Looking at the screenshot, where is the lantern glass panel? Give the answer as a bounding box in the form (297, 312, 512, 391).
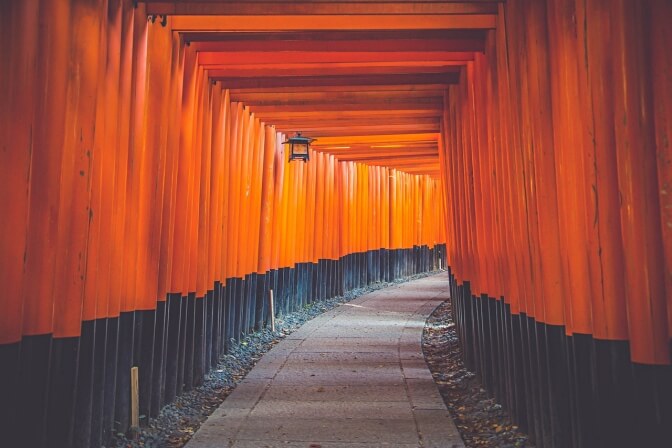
(293, 142, 309, 156)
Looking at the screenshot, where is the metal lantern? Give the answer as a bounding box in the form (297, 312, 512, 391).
(283, 132, 315, 162)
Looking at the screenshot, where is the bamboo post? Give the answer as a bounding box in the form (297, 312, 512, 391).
(131, 366, 139, 429)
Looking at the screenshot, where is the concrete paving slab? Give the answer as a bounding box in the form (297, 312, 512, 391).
(231, 441, 420, 448)
(286, 351, 400, 364)
(249, 400, 414, 419)
(269, 373, 406, 388)
(262, 384, 409, 403)
(405, 379, 446, 411)
(186, 273, 464, 448)
(415, 409, 466, 448)
(235, 417, 419, 443)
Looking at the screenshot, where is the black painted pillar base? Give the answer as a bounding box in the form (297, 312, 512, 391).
(46, 336, 78, 447)
(449, 272, 672, 448)
(114, 311, 135, 435)
(74, 321, 96, 447)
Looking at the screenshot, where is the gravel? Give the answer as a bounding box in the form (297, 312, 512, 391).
(422, 299, 534, 448)
(108, 272, 436, 448)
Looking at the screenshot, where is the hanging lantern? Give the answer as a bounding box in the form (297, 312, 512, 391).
(283, 132, 315, 162)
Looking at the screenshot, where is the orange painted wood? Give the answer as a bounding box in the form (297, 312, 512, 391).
(522, 0, 565, 326)
(209, 65, 461, 80)
(196, 71, 214, 297)
(200, 51, 474, 67)
(649, 0, 672, 339)
(189, 33, 485, 54)
(326, 155, 338, 259)
(97, 0, 123, 318)
(278, 140, 292, 267)
(146, 2, 498, 16)
(52, 0, 105, 337)
(258, 125, 277, 273)
(546, 0, 592, 335)
(19, 0, 70, 335)
(232, 90, 446, 105)
(229, 84, 449, 95)
(225, 103, 240, 276)
(80, 0, 113, 321)
(307, 150, 319, 262)
(0, 1, 34, 341)
(573, 0, 628, 340)
(611, 0, 669, 365)
(206, 86, 224, 286)
(170, 44, 196, 294)
(183, 55, 202, 295)
(0, 0, 451, 347)
(218, 90, 232, 280)
(210, 74, 458, 91)
(192, 70, 208, 294)
(269, 133, 284, 269)
(500, 1, 535, 316)
(107, 2, 136, 317)
(249, 117, 266, 272)
(170, 14, 497, 32)
(123, 5, 150, 311)
(140, 15, 174, 305)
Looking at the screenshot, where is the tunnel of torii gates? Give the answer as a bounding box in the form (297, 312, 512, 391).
(0, 0, 671, 447)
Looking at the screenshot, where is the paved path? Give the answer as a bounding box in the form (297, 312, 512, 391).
(186, 273, 465, 448)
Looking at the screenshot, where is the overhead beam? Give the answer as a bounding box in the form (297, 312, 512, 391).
(212, 73, 459, 89)
(358, 160, 440, 169)
(198, 51, 474, 65)
(334, 156, 439, 165)
(228, 84, 448, 94)
(248, 102, 442, 113)
(312, 133, 439, 145)
(170, 15, 497, 31)
(207, 65, 462, 78)
(230, 90, 446, 103)
(344, 147, 438, 154)
(267, 117, 439, 126)
(313, 144, 438, 152)
(276, 125, 440, 137)
(270, 118, 441, 135)
(148, 2, 498, 16)
(241, 95, 443, 107)
(271, 125, 440, 136)
(314, 146, 438, 154)
(256, 110, 443, 122)
(190, 36, 485, 53)
(319, 152, 439, 161)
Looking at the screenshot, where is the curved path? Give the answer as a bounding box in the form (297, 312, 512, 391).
(186, 273, 465, 448)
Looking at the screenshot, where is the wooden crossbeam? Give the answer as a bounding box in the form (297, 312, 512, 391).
(276, 126, 441, 137)
(247, 102, 442, 113)
(228, 85, 449, 96)
(212, 73, 458, 89)
(312, 133, 439, 145)
(147, 2, 498, 16)
(208, 65, 462, 78)
(190, 35, 485, 53)
(239, 95, 443, 107)
(170, 14, 497, 31)
(326, 153, 439, 162)
(256, 110, 442, 119)
(199, 51, 474, 65)
(230, 90, 446, 104)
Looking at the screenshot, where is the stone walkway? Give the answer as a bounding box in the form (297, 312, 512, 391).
(186, 273, 465, 448)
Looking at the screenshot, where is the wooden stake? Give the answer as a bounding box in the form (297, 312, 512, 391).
(131, 366, 139, 429)
(269, 289, 276, 332)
